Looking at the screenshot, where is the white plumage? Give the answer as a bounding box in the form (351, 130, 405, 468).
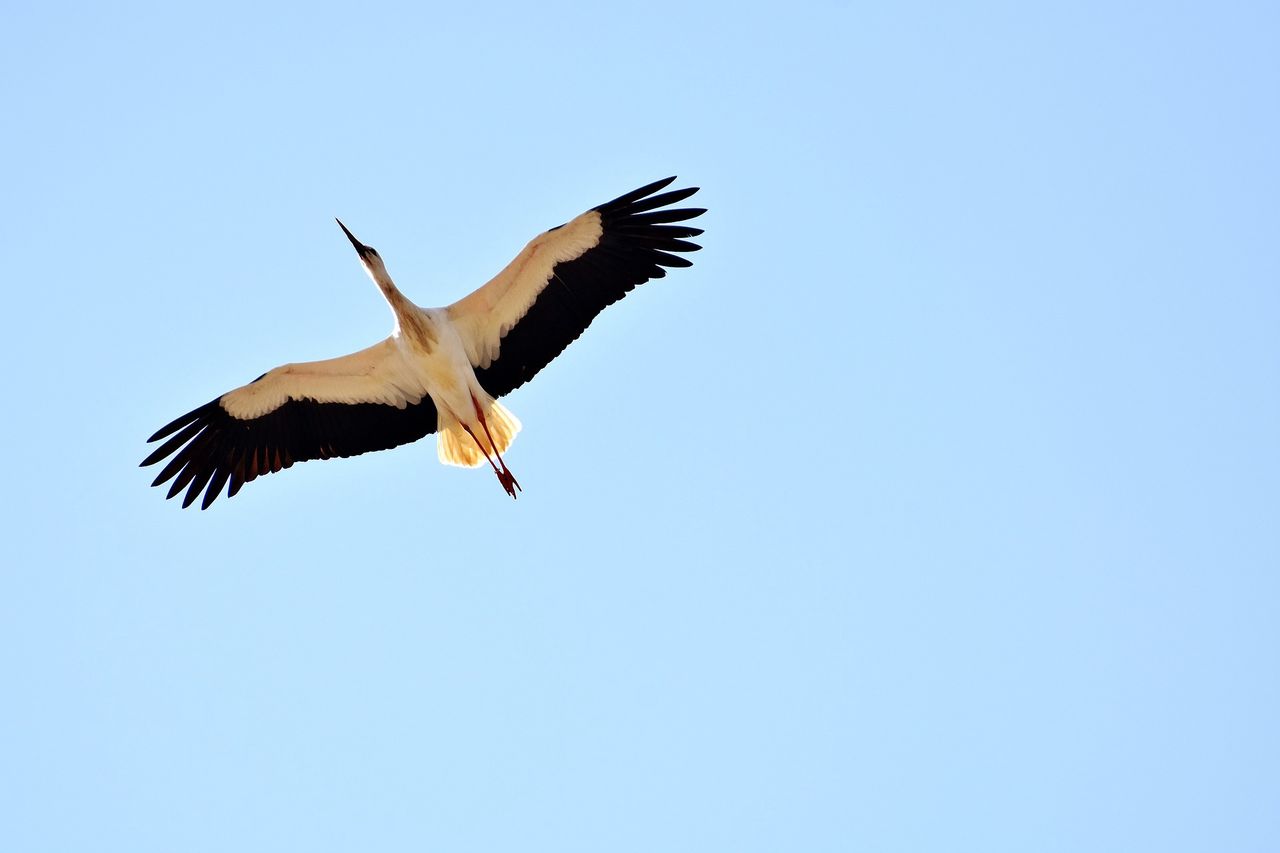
(218, 340, 429, 419)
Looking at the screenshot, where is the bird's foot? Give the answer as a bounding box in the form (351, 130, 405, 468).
(497, 467, 522, 499)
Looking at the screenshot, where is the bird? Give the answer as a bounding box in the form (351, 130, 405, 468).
(141, 177, 705, 509)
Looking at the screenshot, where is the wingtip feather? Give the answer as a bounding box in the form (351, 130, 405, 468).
(598, 176, 680, 211)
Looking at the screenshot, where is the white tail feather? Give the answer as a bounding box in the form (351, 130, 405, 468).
(437, 397, 522, 468)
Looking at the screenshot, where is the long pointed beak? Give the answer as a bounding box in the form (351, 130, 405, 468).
(335, 218, 371, 258)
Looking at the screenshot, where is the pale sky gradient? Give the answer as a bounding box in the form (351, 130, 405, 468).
(2, 2, 1278, 851)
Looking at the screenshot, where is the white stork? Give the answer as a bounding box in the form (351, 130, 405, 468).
(141, 177, 705, 509)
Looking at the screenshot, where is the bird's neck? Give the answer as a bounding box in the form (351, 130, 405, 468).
(376, 276, 411, 317)
(376, 276, 438, 350)
(381, 281, 411, 314)
(367, 266, 406, 311)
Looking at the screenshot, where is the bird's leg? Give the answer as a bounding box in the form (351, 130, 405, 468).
(461, 422, 519, 500)
(459, 423, 508, 484)
(472, 394, 522, 495)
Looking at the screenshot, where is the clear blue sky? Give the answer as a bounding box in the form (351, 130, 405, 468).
(2, 1, 1277, 850)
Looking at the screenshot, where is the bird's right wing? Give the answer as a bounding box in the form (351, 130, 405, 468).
(446, 177, 705, 398)
(141, 338, 439, 509)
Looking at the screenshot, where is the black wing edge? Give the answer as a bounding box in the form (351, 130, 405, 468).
(140, 394, 439, 510)
(474, 176, 706, 398)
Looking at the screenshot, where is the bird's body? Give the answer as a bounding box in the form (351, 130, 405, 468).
(142, 177, 705, 508)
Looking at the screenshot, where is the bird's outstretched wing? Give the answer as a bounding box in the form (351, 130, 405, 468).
(447, 177, 705, 399)
(140, 338, 439, 509)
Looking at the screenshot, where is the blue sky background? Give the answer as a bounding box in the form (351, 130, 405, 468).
(2, 1, 1278, 850)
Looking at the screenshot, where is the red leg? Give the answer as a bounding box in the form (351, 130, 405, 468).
(461, 421, 519, 499)
(472, 394, 522, 495)
(460, 424, 503, 477)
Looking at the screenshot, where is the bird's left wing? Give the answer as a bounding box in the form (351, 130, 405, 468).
(447, 177, 705, 399)
(141, 338, 439, 509)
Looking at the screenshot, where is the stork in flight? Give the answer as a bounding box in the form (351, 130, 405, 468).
(141, 177, 705, 509)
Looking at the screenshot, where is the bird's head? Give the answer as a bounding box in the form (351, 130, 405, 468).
(335, 218, 389, 279)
